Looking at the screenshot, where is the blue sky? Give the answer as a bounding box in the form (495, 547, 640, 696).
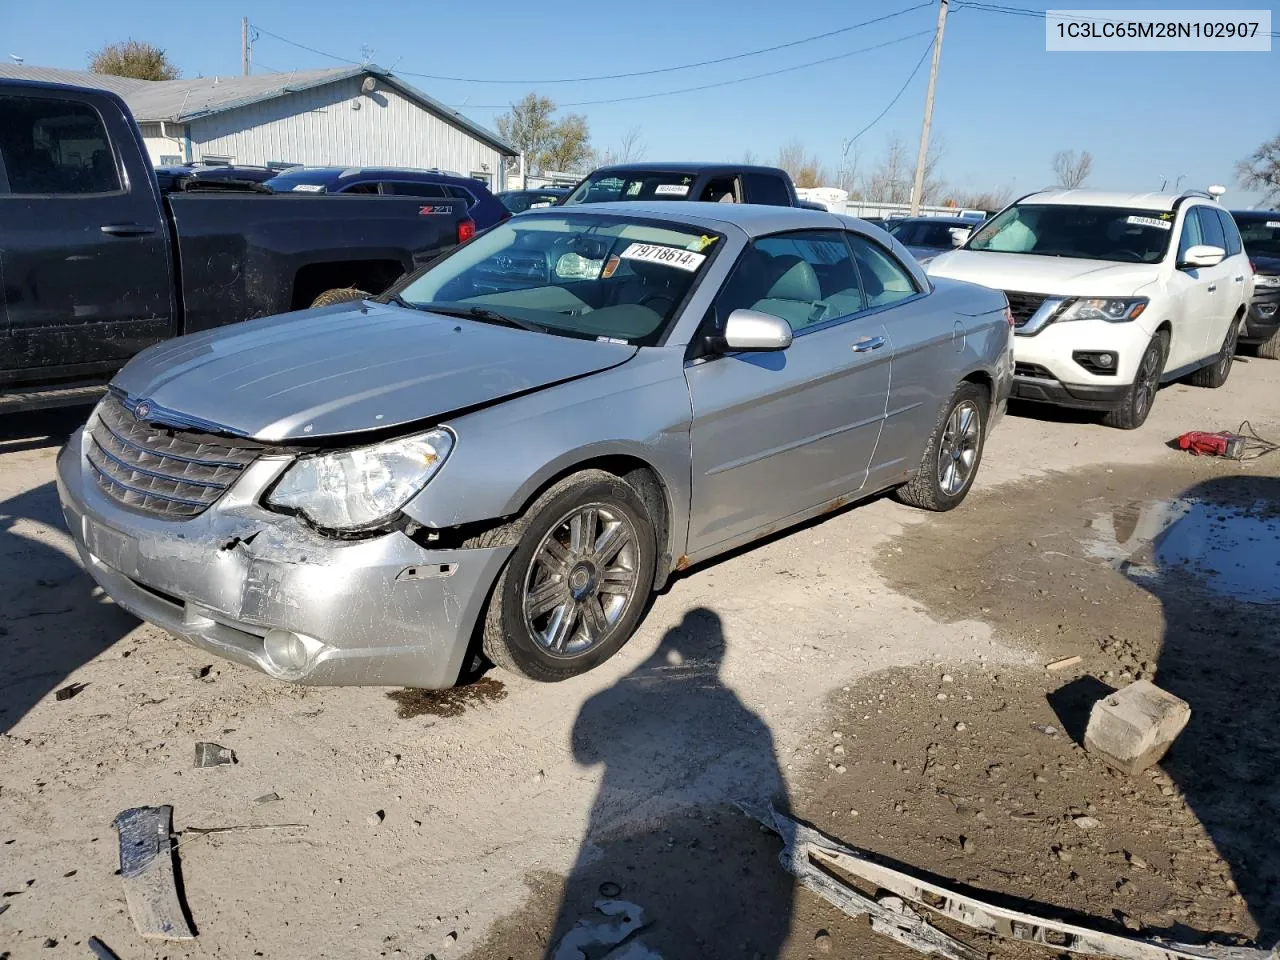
(4, 0, 1276, 205)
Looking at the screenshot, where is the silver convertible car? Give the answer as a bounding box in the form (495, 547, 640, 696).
(57, 203, 1012, 687)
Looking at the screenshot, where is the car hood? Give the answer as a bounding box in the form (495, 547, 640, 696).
(112, 302, 637, 442)
(926, 249, 1159, 296)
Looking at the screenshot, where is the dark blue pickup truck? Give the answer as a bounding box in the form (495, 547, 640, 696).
(0, 78, 475, 413)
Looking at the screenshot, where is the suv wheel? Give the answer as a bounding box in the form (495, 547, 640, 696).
(893, 382, 988, 512)
(1257, 328, 1280, 361)
(1189, 315, 1240, 388)
(481, 470, 657, 682)
(1102, 331, 1166, 430)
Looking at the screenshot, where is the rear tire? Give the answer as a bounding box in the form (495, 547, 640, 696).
(893, 382, 988, 512)
(1255, 327, 1280, 360)
(481, 470, 657, 682)
(1189, 315, 1240, 388)
(310, 287, 370, 309)
(1102, 331, 1166, 430)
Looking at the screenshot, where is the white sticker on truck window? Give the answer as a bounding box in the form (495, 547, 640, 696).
(619, 242, 706, 272)
(1267, 221, 1280, 229)
(290, 183, 325, 193)
(654, 183, 690, 196)
(1126, 215, 1172, 231)
(530, 201, 553, 208)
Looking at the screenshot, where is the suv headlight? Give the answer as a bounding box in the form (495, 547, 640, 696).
(1254, 274, 1280, 288)
(1057, 297, 1148, 323)
(266, 429, 454, 531)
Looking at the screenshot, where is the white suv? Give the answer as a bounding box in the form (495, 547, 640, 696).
(926, 190, 1252, 429)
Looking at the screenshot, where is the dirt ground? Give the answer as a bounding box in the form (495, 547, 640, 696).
(3, 361, 1279, 960)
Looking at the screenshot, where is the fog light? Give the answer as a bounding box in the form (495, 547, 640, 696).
(264, 628, 314, 673)
(1258, 303, 1278, 318)
(1072, 350, 1119, 375)
(1096, 354, 1114, 368)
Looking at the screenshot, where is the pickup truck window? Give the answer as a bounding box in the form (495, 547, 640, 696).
(564, 171, 698, 204)
(0, 95, 120, 196)
(384, 181, 448, 199)
(743, 173, 791, 207)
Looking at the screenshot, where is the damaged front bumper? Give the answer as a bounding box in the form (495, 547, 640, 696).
(56, 429, 512, 688)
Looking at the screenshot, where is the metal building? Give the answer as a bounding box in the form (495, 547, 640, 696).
(0, 64, 516, 192)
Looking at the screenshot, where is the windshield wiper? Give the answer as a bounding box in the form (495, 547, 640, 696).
(425, 304, 547, 334)
(379, 291, 413, 308)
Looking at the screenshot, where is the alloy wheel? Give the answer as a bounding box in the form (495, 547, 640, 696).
(938, 400, 982, 496)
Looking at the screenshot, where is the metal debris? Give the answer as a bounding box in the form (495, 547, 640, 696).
(551, 900, 652, 960)
(54, 682, 87, 701)
(87, 936, 123, 960)
(752, 804, 1276, 960)
(113, 806, 195, 940)
(193, 742, 235, 767)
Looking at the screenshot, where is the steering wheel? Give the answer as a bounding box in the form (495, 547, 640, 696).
(639, 293, 676, 313)
(1109, 249, 1145, 262)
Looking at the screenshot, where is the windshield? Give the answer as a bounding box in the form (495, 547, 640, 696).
(500, 191, 563, 213)
(1233, 214, 1280, 258)
(392, 214, 723, 345)
(564, 171, 701, 205)
(966, 204, 1176, 263)
(262, 170, 333, 193)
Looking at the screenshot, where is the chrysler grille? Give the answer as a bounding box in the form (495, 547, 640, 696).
(86, 396, 264, 519)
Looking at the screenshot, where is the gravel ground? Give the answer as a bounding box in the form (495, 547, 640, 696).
(2, 360, 1278, 960)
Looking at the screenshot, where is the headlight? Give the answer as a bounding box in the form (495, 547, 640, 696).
(1254, 274, 1280, 288)
(266, 429, 453, 531)
(1056, 297, 1148, 323)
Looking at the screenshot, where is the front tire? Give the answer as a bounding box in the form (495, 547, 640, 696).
(1102, 331, 1166, 430)
(1189, 315, 1240, 388)
(893, 383, 988, 512)
(481, 470, 657, 682)
(1256, 327, 1280, 361)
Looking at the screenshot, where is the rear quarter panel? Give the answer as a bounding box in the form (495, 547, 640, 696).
(167, 193, 465, 333)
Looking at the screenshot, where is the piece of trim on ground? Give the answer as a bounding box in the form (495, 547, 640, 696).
(749, 803, 1276, 960)
(113, 806, 196, 940)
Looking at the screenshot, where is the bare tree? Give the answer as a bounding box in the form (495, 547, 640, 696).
(859, 136, 944, 204)
(88, 39, 180, 80)
(1236, 133, 1280, 203)
(592, 127, 647, 167)
(496, 94, 593, 175)
(1052, 149, 1094, 189)
(742, 149, 759, 165)
(776, 139, 830, 189)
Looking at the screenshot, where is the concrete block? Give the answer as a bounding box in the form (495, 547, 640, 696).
(1084, 680, 1190, 775)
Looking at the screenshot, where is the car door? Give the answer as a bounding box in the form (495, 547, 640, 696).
(1191, 204, 1233, 354)
(1165, 206, 1213, 368)
(1212, 207, 1250, 325)
(0, 88, 174, 386)
(843, 230, 949, 491)
(684, 229, 891, 555)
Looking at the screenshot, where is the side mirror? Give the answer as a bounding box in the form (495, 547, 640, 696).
(718, 309, 794, 352)
(950, 227, 971, 247)
(1179, 244, 1226, 269)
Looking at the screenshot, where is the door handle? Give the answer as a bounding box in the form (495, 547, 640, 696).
(852, 336, 886, 353)
(1207, 284, 1217, 293)
(1235, 276, 1245, 282)
(100, 223, 157, 237)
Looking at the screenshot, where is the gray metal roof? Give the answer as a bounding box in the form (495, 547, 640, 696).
(0, 63, 516, 156)
(0, 64, 147, 96)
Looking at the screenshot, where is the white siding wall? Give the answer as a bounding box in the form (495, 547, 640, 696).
(188, 78, 505, 189)
(137, 122, 187, 166)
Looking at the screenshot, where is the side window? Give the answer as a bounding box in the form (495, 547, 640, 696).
(0, 94, 121, 196)
(742, 173, 792, 207)
(845, 232, 921, 308)
(715, 230, 864, 331)
(1196, 206, 1226, 252)
(444, 184, 477, 208)
(699, 177, 738, 203)
(1214, 208, 1243, 257)
(340, 182, 381, 195)
(385, 181, 447, 198)
(1176, 207, 1205, 261)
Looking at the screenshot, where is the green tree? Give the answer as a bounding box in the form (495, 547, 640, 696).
(88, 40, 180, 81)
(495, 94, 593, 175)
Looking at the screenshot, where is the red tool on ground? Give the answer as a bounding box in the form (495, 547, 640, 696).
(1175, 430, 1247, 458)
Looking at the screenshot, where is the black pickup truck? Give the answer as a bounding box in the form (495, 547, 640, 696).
(0, 79, 474, 412)
(559, 162, 802, 207)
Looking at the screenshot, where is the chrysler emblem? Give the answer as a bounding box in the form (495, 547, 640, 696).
(134, 401, 152, 421)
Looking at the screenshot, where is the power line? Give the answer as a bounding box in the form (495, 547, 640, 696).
(846, 38, 935, 148)
(447, 31, 935, 110)
(250, 2, 934, 85)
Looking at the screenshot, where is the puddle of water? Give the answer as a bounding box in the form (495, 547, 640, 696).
(1085, 498, 1280, 604)
(387, 676, 508, 719)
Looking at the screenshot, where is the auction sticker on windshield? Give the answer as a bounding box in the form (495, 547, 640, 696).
(1126, 215, 1173, 230)
(619, 242, 706, 272)
(654, 184, 690, 196)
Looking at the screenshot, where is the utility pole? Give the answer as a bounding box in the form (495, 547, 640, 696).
(910, 0, 948, 215)
(241, 17, 250, 76)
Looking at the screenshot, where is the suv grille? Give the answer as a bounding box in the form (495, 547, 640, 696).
(1003, 291, 1049, 328)
(86, 396, 264, 519)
